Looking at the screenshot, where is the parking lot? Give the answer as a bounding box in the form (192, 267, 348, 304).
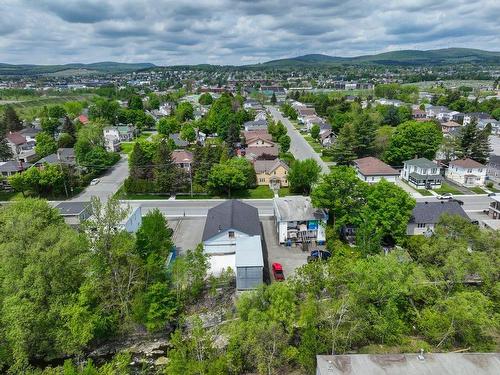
(169, 217, 206, 255)
(261, 218, 309, 280)
(169, 216, 310, 281)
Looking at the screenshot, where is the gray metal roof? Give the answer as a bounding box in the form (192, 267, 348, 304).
(316, 353, 500, 375)
(410, 201, 469, 224)
(235, 236, 263, 268)
(202, 200, 261, 241)
(274, 196, 327, 221)
(409, 172, 442, 181)
(55, 201, 91, 216)
(404, 157, 438, 169)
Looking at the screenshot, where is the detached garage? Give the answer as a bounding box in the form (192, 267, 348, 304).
(235, 236, 264, 290)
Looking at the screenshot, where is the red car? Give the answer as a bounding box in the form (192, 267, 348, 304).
(272, 262, 285, 281)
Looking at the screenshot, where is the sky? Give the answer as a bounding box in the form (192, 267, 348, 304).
(1, 0, 499, 66)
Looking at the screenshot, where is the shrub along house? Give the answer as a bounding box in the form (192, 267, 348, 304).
(202, 200, 264, 290)
(400, 158, 442, 189)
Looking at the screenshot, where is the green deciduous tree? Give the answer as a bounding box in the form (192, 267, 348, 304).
(198, 93, 214, 105)
(157, 116, 181, 136)
(311, 166, 367, 230)
(207, 162, 247, 197)
(310, 124, 320, 140)
(180, 123, 197, 143)
(35, 131, 57, 158)
(383, 120, 443, 165)
(0, 199, 90, 370)
(153, 139, 175, 193)
(175, 102, 194, 122)
(288, 158, 321, 194)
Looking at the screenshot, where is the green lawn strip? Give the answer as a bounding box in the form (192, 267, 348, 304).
(433, 182, 464, 195)
(178, 186, 275, 199)
(303, 135, 323, 153)
(487, 185, 500, 193)
(416, 189, 433, 196)
(470, 186, 487, 194)
(321, 155, 334, 162)
(120, 143, 134, 154)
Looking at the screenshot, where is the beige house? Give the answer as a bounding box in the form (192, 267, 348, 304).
(253, 159, 289, 188)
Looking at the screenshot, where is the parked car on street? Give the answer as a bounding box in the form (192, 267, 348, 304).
(437, 193, 453, 200)
(90, 178, 100, 186)
(272, 262, 285, 281)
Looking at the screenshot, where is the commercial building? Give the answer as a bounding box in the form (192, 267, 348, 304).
(202, 200, 264, 289)
(273, 196, 327, 245)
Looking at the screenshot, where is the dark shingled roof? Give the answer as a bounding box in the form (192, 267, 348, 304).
(202, 200, 261, 241)
(409, 201, 469, 224)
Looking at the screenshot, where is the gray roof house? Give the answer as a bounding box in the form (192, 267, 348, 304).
(202, 200, 263, 289)
(316, 353, 500, 375)
(407, 201, 469, 235)
(55, 201, 92, 227)
(400, 158, 442, 190)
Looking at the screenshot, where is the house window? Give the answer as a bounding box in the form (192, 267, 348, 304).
(431, 168, 436, 174)
(228, 231, 235, 239)
(417, 223, 426, 228)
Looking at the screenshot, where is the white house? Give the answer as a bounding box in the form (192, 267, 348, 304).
(400, 158, 442, 189)
(273, 196, 327, 245)
(463, 112, 491, 126)
(354, 157, 399, 183)
(202, 200, 263, 289)
(407, 201, 469, 235)
(446, 158, 486, 187)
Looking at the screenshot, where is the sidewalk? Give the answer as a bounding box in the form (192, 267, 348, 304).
(395, 179, 424, 198)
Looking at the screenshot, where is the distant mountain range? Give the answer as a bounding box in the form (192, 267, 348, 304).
(0, 62, 156, 76)
(259, 48, 500, 67)
(1, 48, 499, 76)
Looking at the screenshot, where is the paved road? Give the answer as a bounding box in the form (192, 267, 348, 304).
(70, 155, 129, 202)
(125, 194, 492, 218)
(267, 106, 330, 174)
(415, 195, 491, 212)
(137, 199, 275, 217)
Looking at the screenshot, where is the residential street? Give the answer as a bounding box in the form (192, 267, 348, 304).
(138, 198, 275, 217)
(267, 106, 330, 174)
(127, 194, 492, 218)
(70, 155, 129, 202)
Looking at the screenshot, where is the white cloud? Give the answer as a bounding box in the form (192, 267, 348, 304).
(0, 0, 497, 65)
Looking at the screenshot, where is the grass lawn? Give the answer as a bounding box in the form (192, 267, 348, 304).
(487, 185, 500, 193)
(303, 135, 323, 153)
(178, 186, 276, 199)
(321, 155, 334, 162)
(120, 142, 134, 154)
(470, 186, 487, 194)
(417, 189, 433, 196)
(433, 182, 464, 195)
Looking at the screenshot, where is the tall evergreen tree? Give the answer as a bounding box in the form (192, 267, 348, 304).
(226, 122, 241, 156)
(3, 105, 23, 132)
(456, 119, 491, 164)
(129, 142, 152, 180)
(353, 113, 376, 157)
(270, 92, 277, 104)
(153, 140, 175, 193)
(62, 116, 76, 137)
(331, 123, 357, 165)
